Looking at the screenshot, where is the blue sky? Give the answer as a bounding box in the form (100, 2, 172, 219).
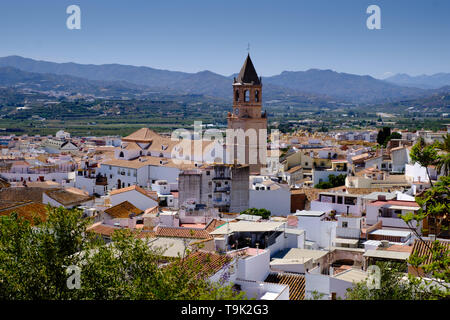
(0, 0, 449, 78)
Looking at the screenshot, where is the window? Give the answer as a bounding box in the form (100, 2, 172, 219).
(255, 90, 259, 102)
(119, 151, 124, 158)
(337, 196, 343, 204)
(342, 222, 348, 228)
(344, 197, 356, 205)
(235, 90, 239, 101)
(206, 171, 210, 176)
(244, 90, 250, 102)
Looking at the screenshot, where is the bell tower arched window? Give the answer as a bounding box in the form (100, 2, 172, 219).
(255, 90, 259, 102)
(244, 90, 250, 102)
(235, 90, 239, 102)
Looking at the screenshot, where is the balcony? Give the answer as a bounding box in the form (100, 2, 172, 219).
(214, 186, 230, 192)
(213, 176, 231, 180)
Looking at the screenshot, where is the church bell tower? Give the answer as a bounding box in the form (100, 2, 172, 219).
(227, 54, 267, 173)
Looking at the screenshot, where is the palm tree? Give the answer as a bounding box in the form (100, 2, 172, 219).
(435, 134, 450, 177)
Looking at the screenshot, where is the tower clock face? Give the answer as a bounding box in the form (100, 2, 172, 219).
(234, 108, 239, 115)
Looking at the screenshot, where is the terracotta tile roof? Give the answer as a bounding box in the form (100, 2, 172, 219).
(136, 230, 157, 238)
(183, 250, 232, 277)
(124, 142, 143, 151)
(264, 273, 305, 300)
(411, 239, 450, 265)
(86, 223, 119, 237)
(0, 201, 47, 224)
(103, 158, 154, 169)
(109, 185, 157, 202)
(45, 189, 94, 206)
(156, 226, 213, 239)
(369, 200, 420, 207)
(123, 128, 156, 143)
(103, 156, 198, 170)
(104, 201, 144, 219)
(384, 245, 413, 253)
(205, 219, 227, 233)
(286, 165, 302, 174)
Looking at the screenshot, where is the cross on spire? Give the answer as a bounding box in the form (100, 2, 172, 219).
(247, 42, 250, 53)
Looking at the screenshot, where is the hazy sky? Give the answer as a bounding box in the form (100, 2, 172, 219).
(0, 0, 449, 78)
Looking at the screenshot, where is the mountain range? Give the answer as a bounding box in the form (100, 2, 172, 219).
(0, 55, 449, 104)
(385, 73, 450, 90)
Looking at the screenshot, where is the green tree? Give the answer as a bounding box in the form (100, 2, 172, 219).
(389, 132, 402, 140)
(435, 134, 450, 176)
(401, 175, 450, 299)
(377, 127, 391, 146)
(315, 174, 346, 189)
(240, 208, 271, 220)
(0, 206, 244, 300)
(409, 137, 438, 187)
(346, 261, 431, 300)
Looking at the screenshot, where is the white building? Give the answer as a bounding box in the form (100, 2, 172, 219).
(292, 210, 337, 249)
(249, 177, 291, 216)
(366, 199, 421, 230)
(310, 192, 363, 216)
(109, 185, 158, 211)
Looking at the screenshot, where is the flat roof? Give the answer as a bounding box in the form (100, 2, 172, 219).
(333, 269, 368, 283)
(209, 221, 285, 235)
(284, 228, 305, 236)
(236, 214, 262, 221)
(145, 237, 193, 258)
(260, 291, 281, 300)
(334, 238, 359, 245)
(362, 192, 396, 201)
(388, 205, 420, 211)
(363, 249, 410, 260)
(370, 229, 411, 238)
(270, 257, 312, 265)
(294, 210, 325, 217)
(282, 248, 329, 261)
